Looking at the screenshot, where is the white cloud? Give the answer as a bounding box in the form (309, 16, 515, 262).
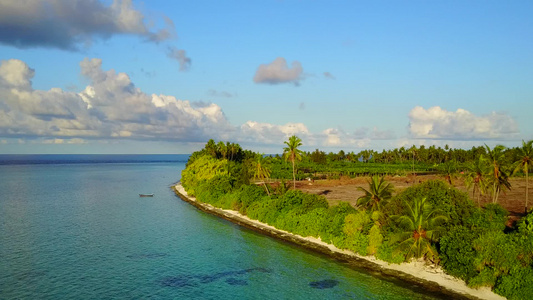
(322, 128, 343, 146)
(7, 59, 500, 153)
(408, 106, 519, 139)
(42, 139, 64, 144)
(67, 138, 87, 144)
(239, 121, 310, 145)
(0, 0, 176, 50)
(371, 127, 396, 140)
(253, 57, 304, 85)
(0, 58, 232, 142)
(0, 59, 34, 88)
(318, 128, 372, 148)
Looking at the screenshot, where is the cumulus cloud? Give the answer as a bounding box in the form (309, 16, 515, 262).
(408, 106, 519, 139)
(0, 58, 232, 142)
(323, 72, 335, 79)
(239, 121, 310, 145)
(318, 128, 373, 148)
(253, 57, 304, 85)
(371, 127, 396, 140)
(0, 0, 176, 50)
(0, 57, 406, 150)
(167, 46, 191, 71)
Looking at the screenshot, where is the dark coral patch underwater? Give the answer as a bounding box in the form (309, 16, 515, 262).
(225, 278, 248, 286)
(309, 279, 339, 289)
(159, 267, 270, 288)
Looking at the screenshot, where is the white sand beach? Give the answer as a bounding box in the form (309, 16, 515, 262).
(174, 183, 505, 300)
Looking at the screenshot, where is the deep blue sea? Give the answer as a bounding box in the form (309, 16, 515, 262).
(0, 155, 443, 299)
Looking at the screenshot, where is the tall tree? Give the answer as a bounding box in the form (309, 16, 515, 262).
(205, 139, 217, 158)
(464, 156, 489, 207)
(483, 144, 511, 204)
(283, 135, 303, 189)
(393, 197, 448, 260)
(252, 154, 271, 196)
(357, 176, 394, 212)
(513, 140, 533, 213)
(217, 141, 227, 159)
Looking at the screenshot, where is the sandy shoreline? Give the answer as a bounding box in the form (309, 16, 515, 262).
(173, 183, 505, 300)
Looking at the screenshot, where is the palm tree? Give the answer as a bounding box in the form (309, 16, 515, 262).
(513, 140, 533, 213)
(483, 144, 511, 204)
(252, 154, 271, 196)
(205, 139, 217, 158)
(217, 141, 227, 159)
(409, 145, 417, 174)
(393, 197, 448, 260)
(283, 135, 303, 189)
(464, 156, 489, 207)
(357, 176, 394, 212)
(442, 159, 457, 186)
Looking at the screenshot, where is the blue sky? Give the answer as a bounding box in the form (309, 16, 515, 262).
(0, 0, 532, 154)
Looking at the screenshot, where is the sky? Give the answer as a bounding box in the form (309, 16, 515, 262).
(0, 0, 532, 154)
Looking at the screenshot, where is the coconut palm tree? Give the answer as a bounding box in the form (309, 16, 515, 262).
(283, 135, 303, 189)
(464, 156, 489, 207)
(217, 141, 227, 159)
(357, 176, 394, 212)
(393, 197, 448, 260)
(252, 153, 271, 196)
(205, 139, 217, 158)
(513, 140, 533, 213)
(483, 144, 511, 204)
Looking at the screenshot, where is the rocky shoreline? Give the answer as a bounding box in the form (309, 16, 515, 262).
(173, 183, 505, 300)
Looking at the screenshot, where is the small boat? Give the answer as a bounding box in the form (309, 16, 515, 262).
(139, 194, 154, 197)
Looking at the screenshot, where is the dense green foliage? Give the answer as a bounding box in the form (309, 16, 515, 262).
(181, 139, 533, 299)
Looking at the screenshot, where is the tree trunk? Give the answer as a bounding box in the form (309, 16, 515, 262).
(526, 169, 529, 213)
(263, 183, 270, 196)
(292, 158, 296, 189)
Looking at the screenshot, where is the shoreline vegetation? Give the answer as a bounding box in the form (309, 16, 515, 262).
(178, 138, 533, 299)
(173, 183, 502, 300)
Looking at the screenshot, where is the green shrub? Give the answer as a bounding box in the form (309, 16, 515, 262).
(470, 231, 520, 288)
(439, 226, 478, 281)
(467, 203, 508, 232)
(294, 207, 327, 237)
(494, 265, 533, 300)
(235, 184, 266, 214)
(319, 202, 356, 243)
(384, 180, 476, 230)
(181, 155, 229, 196)
(376, 239, 406, 264)
(195, 175, 234, 205)
(344, 232, 369, 256)
(367, 225, 383, 255)
(517, 210, 533, 234)
(343, 211, 371, 237)
(246, 197, 275, 222)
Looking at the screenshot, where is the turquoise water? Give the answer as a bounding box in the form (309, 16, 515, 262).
(0, 157, 443, 299)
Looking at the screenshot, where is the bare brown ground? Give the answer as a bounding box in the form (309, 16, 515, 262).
(293, 175, 531, 222)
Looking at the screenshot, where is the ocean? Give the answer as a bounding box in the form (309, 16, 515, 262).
(0, 155, 442, 299)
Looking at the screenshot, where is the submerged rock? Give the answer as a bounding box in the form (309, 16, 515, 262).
(159, 267, 270, 288)
(225, 278, 248, 286)
(309, 279, 339, 289)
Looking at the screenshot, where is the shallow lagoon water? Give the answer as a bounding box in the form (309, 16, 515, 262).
(0, 156, 443, 299)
